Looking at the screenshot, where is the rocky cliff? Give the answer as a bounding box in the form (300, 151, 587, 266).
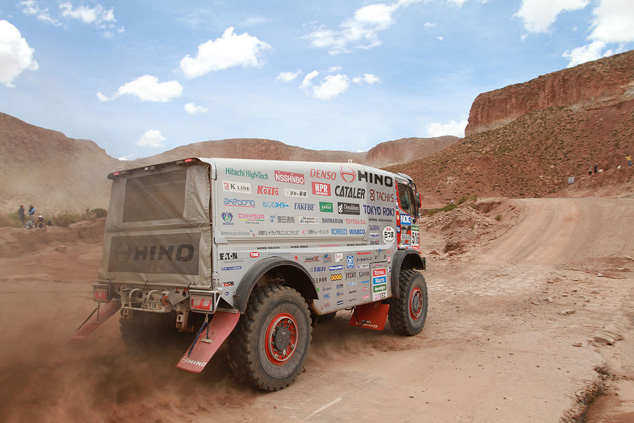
(466, 50, 634, 136)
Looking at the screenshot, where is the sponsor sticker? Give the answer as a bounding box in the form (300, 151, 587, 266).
(338, 202, 361, 215)
(320, 202, 333, 213)
(383, 226, 396, 245)
(275, 170, 305, 185)
(312, 182, 331, 196)
(223, 181, 251, 193)
(224, 198, 256, 208)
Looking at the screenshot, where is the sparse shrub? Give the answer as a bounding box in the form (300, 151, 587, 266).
(51, 212, 82, 227)
(0, 213, 22, 227)
(495, 214, 502, 222)
(457, 195, 477, 205)
(91, 208, 108, 218)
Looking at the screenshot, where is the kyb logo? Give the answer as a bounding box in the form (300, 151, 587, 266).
(312, 182, 331, 196)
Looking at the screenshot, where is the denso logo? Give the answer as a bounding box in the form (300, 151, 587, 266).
(310, 169, 337, 180)
(257, 185, 279, 195)
(275, 170, 305, 185)
(312, 182, 331, 196)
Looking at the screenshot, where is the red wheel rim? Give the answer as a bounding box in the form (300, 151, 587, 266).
(265, 312, 298, 365)
(409, 287, 423, 320)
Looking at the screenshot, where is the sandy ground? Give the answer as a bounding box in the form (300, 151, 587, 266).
(0, 197, 633, 423)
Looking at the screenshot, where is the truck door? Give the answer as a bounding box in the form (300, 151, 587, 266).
(396, 180, 417, 249)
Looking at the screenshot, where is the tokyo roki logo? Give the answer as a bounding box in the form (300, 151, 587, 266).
(340, 165, 356, 183)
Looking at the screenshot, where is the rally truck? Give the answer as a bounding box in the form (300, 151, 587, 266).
(70, 157, 428, 391)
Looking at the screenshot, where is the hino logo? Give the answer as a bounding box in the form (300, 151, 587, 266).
(179, 357, 208, 367)
(358, 171, 394, 187)
(117, 242, 194, 263)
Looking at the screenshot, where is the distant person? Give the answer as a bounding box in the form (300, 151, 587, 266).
(588, 166, 592, 176)
(627, 154, 632, 167)
(27, 205, 35, 219)
(594, 164, 598, 174)
(17, 205, 25, 226)
(36, 215, 45, 229)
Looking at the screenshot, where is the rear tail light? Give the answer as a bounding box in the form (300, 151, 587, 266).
(189, 290, 217, 313)
(93, 284, 111, 302)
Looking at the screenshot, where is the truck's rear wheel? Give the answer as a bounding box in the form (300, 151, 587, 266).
(228, 285, 312, 391)
(388, 269, 428, 336)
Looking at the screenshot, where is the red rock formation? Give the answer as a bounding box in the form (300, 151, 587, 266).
(466, 50, 634, 136)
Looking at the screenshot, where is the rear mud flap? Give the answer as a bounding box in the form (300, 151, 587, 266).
(69, 301, 122, 344)
(176, 311, 240, 373)
(349, 302, 390, 331)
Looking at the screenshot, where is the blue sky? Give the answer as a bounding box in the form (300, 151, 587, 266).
(1, 0, 633, 160)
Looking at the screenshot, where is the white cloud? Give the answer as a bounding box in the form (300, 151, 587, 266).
(589, 0, 634, 44)
(427, 120, 467, 137)
(352, 73, 380, 85)
(59, 2, 116, 26)
(180, 27, 272, 79)
(312, 74, 350, 100)
(301, 70, 319, 89)
(562, 41, 612, 67)
(100, 75, 183, 102)
(0, 20, 39, 87)
(118, 154, 136, 161)
(304, 0, 418, 55)
(562, 0, 634, 67)
(20, 1, 61, 25)
(137, 130, 166, 148)
(21, 1, 123, 33)
(515, 0, 589, 33)
(184, 102, 208, 114)
(276, 70, 302, 82)
(424, 22, 436, 29)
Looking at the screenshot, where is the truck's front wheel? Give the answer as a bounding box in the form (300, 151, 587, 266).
(388, 269, 428, 336)
(228, 285, 312, 391)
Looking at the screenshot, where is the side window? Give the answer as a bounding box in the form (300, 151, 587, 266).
(397, 182, 415, 217)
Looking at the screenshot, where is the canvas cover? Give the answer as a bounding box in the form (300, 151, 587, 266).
(98, 162, 213, 288)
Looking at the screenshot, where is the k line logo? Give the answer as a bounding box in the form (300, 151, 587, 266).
(223, 181, 251, 193)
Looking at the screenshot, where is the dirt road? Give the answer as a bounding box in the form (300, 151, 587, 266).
(0, 197, 632, 423)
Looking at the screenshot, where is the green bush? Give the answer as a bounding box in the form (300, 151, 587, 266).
(51, 212, 82, 227)
(90, 208, 108, 218)
(0, 213, 22, 227)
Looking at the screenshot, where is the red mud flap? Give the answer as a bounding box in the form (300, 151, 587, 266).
(176, 311, 240, 373)
(69, 301, 122, 344)
(349, 302, 390, 331)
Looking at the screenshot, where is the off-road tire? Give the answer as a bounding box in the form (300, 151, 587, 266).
(228, 285, 312, 391)
(388, 269, 428, 336)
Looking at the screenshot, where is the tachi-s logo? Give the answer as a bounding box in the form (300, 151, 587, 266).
(340, 165, 356, 183)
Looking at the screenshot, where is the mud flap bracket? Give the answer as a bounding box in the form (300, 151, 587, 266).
(69, 300, 122, 344)
(176, 310, 240, 373)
